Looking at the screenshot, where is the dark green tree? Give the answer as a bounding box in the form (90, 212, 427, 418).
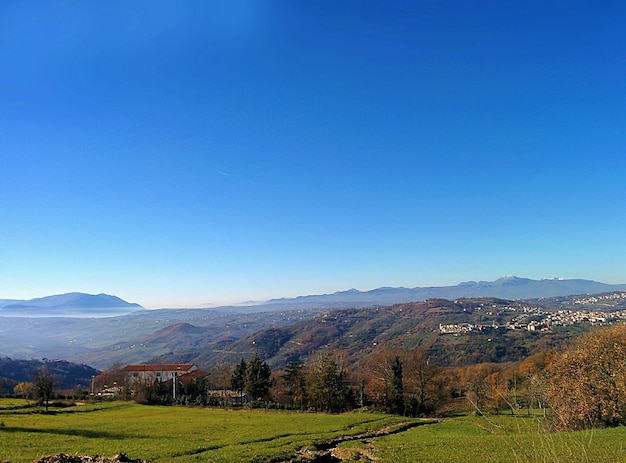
(307, 353, 352, 413)
(231, 358, 247, 402)
(245, 353, 272, 401)
(390, 355, 404, 415)
(283, 361, 307, 409)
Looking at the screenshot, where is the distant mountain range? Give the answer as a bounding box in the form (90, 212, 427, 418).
(0, 292, 143, 317)
(2, 277, 625, 317)
(245, 276, 626, 312)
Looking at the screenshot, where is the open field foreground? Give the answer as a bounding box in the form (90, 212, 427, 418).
(2, 401, 626, 463)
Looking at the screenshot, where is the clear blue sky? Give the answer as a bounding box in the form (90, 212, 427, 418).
(1, 1, 625, 308)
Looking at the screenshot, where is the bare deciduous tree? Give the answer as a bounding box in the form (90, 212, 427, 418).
(33, 368, 55, 411)
(364, 350, 400, 412)
(403, 349, 445, 416)
(461, 363, 501, 415)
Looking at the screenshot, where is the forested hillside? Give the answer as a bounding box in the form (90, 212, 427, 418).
(150, 295, 616, 369)
(0, 358, 100, 392)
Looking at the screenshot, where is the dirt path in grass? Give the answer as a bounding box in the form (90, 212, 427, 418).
(29, 453, 144, 463)
(280, 419, 439, 462)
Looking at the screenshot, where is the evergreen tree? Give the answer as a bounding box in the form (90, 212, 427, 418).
(283, 361, 307, 408)
(307, 353, 352, 413)
(231, 358, 247, 401)
(244, 353, 272, 401)
(390, 355, 404, 415)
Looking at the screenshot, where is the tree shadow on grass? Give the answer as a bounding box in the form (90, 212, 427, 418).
(0, 425, 143, 440)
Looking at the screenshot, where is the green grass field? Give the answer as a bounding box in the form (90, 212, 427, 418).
(0, 399, 34, 409)
(0, 401, 410, 462)
(2, 401, 626, 463)
(374, 414, 626, 463)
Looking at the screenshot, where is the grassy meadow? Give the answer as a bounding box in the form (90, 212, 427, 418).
(0, 400, 410, 462)
(373, 414, 626, 463)
(2, 400, 626, 462)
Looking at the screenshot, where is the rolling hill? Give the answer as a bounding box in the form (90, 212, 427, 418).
(0, 307, 327, 370)
(0, 358, 100, 392)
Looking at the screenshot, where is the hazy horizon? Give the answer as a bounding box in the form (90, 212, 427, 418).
(2, 2, 625, 309)
(3, 274, 626, 310)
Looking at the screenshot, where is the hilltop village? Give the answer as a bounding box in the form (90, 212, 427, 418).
(440, 292, 626, 335)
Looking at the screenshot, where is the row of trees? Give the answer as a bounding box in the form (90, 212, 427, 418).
(228, 353, 353, 413)
(231, 353, 272, 402)
(8, 349, 540, 416)
(278, 354, 353, 413)
(81, 348, 555, 416)
(229, 349, 446, 415)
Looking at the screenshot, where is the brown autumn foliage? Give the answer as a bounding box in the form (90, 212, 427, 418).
(363, 348, 445, 416)
(458, 363, 502, 414)
(403, 349, 446, 415)
(543, 323, 626, 431)
(363, 350, 399, 410)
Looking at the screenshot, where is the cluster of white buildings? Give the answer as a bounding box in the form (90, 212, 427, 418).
(572, 292, 626, 305)
(439, 295, 626, 335)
